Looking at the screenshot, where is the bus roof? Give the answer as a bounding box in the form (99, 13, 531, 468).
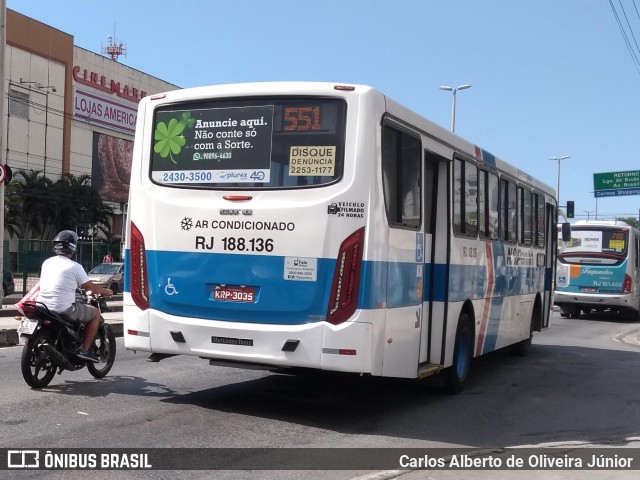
(569, 220, 640, 235)
(144, 81, 556, 199)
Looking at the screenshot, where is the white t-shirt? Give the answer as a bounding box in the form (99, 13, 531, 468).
(37, 255, 90, 312)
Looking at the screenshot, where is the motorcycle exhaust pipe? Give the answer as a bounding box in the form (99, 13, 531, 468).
(44, 345, 76, 370)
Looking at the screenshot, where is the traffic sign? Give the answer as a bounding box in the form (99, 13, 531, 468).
(593, 170, 640, 198)
(0, 164, 6, 184)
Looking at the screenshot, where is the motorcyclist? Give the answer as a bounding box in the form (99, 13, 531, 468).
(36, 230, 113, 362)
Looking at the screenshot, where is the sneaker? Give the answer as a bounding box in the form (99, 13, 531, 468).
(76, 349, 100, 363)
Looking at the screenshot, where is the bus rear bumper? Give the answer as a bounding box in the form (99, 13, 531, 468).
(554, 290, 637, 312)
(124, 306, 374, 374)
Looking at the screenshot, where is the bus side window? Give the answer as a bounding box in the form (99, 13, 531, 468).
(382, 125, 421, 228)
(422, 152, 438, 234)
(465, 164, 478, 236)
(488, 172, 499, 240)
(519, 187, 532, 246)
(479, 169, 499, 241)
(534, 193, 545, 247)
(453, 159, 478, 237)
(501, 178, 517, 243)
(453, 159, 463, 235)
(479, 170, 487, 238)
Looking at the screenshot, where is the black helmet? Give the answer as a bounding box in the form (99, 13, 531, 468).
(53, 230, 79, 255)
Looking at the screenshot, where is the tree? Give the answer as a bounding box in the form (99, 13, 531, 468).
(54, 173, 113, 239)
(14, 170, 55, 241)
(4, 179, 23, 239)
(616, 217, 639, 229)
(6, 169, 113, 242)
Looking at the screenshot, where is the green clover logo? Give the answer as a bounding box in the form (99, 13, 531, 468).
(180, 112, 195, 129)
(154, 118, 186, 164)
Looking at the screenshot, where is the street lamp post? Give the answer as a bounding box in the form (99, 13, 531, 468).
(548, 155, 570, 205)
(439, 84, 471, 132)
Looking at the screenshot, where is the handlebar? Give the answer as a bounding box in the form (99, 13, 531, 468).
(77, 289, 113, 300)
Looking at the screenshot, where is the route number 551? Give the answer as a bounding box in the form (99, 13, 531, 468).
(284, 107, 321, 131)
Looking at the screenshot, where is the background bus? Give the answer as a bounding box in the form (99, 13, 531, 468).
(124, 82, 558, 393)
(555, 220, 640, 320)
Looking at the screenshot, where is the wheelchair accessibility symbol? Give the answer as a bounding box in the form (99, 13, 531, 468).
(165, 278, 179, 296)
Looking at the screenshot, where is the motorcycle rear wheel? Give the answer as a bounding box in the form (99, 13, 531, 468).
(21, 329, 57, 388)
(87, 323, 116, 378)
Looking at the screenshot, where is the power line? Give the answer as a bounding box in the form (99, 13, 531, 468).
(634, 0, 640, 21)
(609, 0, 640, 75)
(4, 90, 134, 180)
(618, 0, 640, 55)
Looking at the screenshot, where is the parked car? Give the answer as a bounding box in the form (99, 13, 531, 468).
(3, 269, 14, 296)
(87, 262, 124, 294)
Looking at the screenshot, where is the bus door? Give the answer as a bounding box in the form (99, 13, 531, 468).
(541, 202, 556, 328)
(420, 151, 448, 366)
(380, 125, 423, 378)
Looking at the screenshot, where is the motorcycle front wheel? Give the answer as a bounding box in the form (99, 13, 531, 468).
(21, 329, 57, 388)
(87, 323, 116, 378)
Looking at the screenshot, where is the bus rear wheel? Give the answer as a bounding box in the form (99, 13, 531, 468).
(560, 306, 580, 318)
(620, 309, 640, 322)
(512, 301, 540, 357)
(444, 313, 473, 395)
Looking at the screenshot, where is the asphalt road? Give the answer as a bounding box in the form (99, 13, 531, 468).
(1, 310, 639, 480)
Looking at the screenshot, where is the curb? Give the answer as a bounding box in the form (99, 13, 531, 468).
(0, 328, 19, 346)
(0, 307, 122, 318)
(109, 322, 123, 338)
(0, 296, 125, 348)
(0, 320, 124, 348)
(0, 296, 124, 317)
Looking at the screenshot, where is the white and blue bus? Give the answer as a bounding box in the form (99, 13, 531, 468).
(555, 220, 640, 320)
(124, 82, 558, 392)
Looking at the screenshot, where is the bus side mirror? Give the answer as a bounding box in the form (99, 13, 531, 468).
(561, 222, 571, 242)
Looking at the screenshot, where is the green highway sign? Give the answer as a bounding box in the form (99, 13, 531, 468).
(593, 170, 640, 198)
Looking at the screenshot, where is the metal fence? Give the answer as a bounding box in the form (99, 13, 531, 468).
(3, 239, 118, 299)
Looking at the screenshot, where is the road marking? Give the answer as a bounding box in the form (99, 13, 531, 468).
(613, 327, 640, 348)
(349, 470, 410, 480)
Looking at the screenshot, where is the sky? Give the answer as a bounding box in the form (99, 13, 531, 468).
(7, 0, 640, 221)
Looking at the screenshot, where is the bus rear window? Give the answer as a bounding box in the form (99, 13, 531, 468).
(150, 97, 346, 189)
(563, 228, 629, 256)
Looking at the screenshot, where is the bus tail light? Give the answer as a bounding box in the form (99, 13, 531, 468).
(130, 222, 150, 310)
(623, 274, 632, 294)
(326, 227, 365, 325)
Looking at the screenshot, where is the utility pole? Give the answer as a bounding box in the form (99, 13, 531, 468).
(0, 0, 7, 304)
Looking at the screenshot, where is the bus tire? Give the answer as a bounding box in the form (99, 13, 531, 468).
(621, 309, 639, 322)
(512, 300, 540, 357)
(444, 313, 473, 395)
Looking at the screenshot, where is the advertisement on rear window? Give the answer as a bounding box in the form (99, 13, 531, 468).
(566, 231, 602, 252)
(564, 229, 628, 255)
(151, 105, 274, 184)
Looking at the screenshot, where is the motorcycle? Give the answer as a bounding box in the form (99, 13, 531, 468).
(77, 288, 111, 311)
(17, 292, 117, 388)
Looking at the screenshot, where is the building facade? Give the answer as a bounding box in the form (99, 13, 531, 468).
(3, 9, 179, 260)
